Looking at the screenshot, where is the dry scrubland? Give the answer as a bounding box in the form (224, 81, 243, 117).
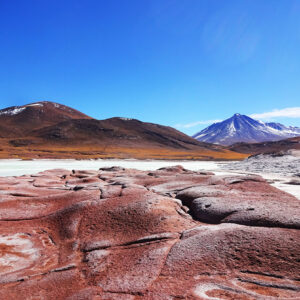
(0, 141, 248, 160)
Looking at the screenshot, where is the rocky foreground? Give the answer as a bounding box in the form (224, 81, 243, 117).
(0, 166, 299, 299)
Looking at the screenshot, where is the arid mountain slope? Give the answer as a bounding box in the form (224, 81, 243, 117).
(0, 101, 91, 137)
(0, 101, 246, 160)
(229, 136, 300, 155)
(32, 117, 224, 150)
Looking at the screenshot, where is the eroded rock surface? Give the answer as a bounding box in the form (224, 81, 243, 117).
(0, 166, 299, 299)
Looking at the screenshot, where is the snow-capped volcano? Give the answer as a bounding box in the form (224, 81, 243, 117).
(193, 113, 300, 146)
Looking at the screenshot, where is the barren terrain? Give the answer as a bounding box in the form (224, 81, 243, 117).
(0, 166, 299, 299)
(0, 101, 247, 161)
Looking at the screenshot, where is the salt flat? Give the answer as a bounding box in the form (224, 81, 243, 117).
(0, 158, 299, 199)
(0, 159, 224, 177)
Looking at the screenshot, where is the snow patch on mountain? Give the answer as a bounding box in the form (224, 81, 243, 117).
(0, 102, 69, 117)
(119, 117, 133, 121)
(0, 102, 46, 116)
(0, 107, 26, 116)
(26, 103, 44, 107)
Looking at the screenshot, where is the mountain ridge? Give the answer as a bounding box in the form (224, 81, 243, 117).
(0, 101, 92, 137)
(0, 101, 246, 160)
(229, 136, 300, 155)
(193, 113, 300, 146)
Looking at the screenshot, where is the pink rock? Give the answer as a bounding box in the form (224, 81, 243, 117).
(0, 167, 299, 299)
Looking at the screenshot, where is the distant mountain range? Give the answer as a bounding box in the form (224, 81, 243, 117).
(229, 136, 300, 155)
(193, 113, 300, 146)
(0, 101, 245, 160)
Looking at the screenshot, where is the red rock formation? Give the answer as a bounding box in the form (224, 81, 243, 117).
(0, 166, 299, 299)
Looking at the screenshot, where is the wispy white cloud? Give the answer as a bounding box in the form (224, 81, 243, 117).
(175, 119, 222, 129)
(250, 107, 300, 119)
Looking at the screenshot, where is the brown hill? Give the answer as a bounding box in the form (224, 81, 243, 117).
(229, 136, 300, 155)
(0, 101, 247, 160)
(32, 117, 224, 150)
(0, 101, 91, 137)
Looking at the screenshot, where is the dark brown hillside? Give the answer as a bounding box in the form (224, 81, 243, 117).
(229, 136, 300, 155)
(32, 117, 225, 151)
(0, 101, 91, 137)
(0, 101, 247, 160)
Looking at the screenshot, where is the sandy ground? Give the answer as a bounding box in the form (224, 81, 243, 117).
(0, 157, 299, 199)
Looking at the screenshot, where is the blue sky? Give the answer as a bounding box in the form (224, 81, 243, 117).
(0, 0, 300, 135)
